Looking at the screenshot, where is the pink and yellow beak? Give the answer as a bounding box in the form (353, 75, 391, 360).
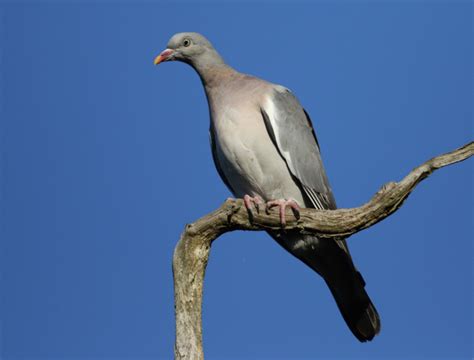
(154, 49, 174, 65)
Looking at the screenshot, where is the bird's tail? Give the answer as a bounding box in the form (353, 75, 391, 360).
(271, 232, 381, 342)
(321, 256, 381, 342)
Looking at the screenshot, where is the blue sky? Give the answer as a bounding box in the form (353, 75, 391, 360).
(1, 1, 472, 359)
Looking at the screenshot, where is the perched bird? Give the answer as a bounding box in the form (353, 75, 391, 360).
(154, 32, 380, 342)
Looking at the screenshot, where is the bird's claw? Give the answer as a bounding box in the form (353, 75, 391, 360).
(244, 194, 264, 214)
(266, 198, 300, 226)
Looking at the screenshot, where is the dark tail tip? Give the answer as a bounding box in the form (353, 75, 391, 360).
(353, 302, 381, 342)
(325, 271, 381, 342)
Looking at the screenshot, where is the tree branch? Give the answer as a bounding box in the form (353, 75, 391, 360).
(172, 141, 473, 360)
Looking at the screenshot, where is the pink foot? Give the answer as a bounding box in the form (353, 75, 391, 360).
(244, 194, 264, 214)
(266, 198, 301, 226)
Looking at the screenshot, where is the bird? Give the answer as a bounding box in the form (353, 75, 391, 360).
(154, 32, 381, 342)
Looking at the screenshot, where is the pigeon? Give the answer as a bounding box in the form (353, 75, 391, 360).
(154, 32, 381, 342)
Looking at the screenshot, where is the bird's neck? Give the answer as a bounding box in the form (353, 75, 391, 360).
(190, 49, 237, 89)
(196, 64, 237, 90)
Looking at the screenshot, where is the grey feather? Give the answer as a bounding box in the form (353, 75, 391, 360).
(209, 124, 235, 194)
(261, 87, 336, 210)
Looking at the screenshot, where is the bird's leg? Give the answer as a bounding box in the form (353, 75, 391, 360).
(243, 194, 264, 214)
(266, 198, 301, 226)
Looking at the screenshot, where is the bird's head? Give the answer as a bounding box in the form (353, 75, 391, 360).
(154, 32, 224, 68)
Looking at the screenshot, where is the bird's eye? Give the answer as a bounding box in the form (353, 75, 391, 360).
(183, 39, 191, 47)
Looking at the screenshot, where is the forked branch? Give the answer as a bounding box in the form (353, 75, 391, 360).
(172, 141, 473, 360)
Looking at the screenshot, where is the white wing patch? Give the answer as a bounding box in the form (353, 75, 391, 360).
(264, 94, 293, 168)
(273, 84, 290, 93)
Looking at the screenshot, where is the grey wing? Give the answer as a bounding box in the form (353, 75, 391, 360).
(261, 87, 336, 210)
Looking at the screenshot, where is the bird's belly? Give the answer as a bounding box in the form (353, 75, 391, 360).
(213, 112, 305, 204)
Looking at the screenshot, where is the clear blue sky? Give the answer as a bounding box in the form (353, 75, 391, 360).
(1, 1, 472, 359)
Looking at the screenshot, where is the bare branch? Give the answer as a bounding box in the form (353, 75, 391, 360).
(172, 141, 473, 360)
